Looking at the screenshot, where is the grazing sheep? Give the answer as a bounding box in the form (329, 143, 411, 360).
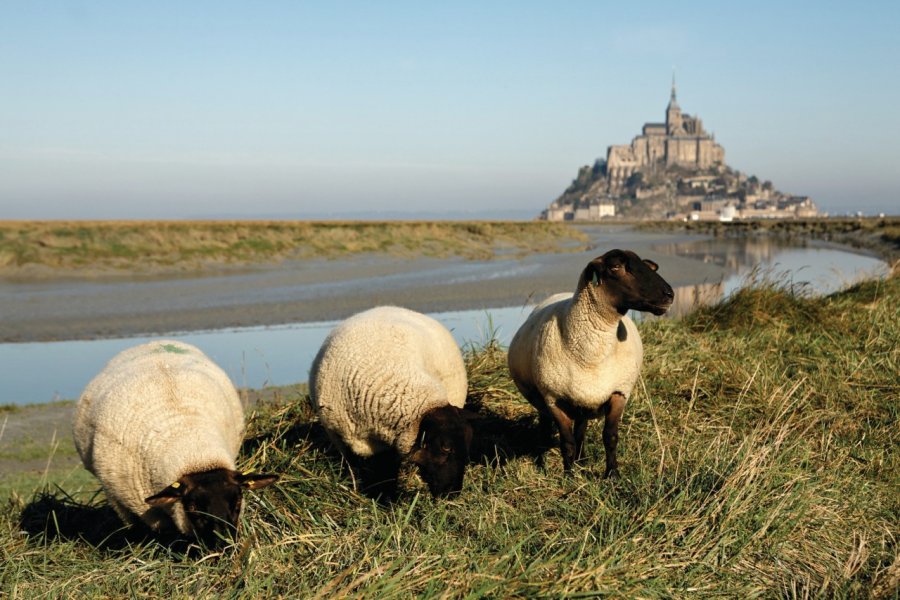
(73, 340, 277, 546)
(507, 249, 674, 476)
(310, 306, 473, 498)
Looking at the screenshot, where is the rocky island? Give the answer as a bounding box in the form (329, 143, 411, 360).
(542, 80, 819, 221)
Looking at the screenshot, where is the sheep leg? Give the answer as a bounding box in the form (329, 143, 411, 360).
(602, 393, 626, 478)
(516, 383, 555, 446)
(547, 402, 578, 471)
(516, 384, 556, 467)
(538, 409, 555, 446)
(573, 417, 588, 463)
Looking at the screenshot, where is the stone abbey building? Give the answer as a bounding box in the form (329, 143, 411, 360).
(606, 81, 725, 192)
(541, 81, 817, 221)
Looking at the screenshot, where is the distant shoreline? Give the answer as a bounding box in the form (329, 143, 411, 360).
(0, 220, 587, 279)
(0, 225, 729, 343)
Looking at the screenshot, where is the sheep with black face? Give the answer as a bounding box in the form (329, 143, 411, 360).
(507, 249, 674, 476)
(310, 306, 473, 499)
(73, 340, 278, 547)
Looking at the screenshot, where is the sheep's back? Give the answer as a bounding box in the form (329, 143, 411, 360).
(310, 307, 466, 456)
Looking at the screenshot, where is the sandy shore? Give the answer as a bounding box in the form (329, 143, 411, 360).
(0, 226, 728, 343)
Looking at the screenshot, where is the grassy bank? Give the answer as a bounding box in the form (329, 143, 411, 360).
(636, 216, 900, 263)
(0, 220, 588, 275)
(2, 274, 898, 597)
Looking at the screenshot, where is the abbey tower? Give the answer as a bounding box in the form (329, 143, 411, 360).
(605, 79, 725, 192)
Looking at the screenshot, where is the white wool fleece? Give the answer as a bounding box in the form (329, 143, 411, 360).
(73, 340, 244, 535)
(310, 306, 467, 457)
(508, 291, 643, 415)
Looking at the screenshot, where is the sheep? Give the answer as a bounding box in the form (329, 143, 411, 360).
(507, 249, 674, 476)
(309, 306, 473, 499)
(73, 340, 278, 546)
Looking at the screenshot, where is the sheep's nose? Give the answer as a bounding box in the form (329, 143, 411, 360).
(664, 286, 674, 300)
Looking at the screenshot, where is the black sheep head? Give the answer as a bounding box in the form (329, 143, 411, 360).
(410, 406, 474, 497)
(145, 468, 278, 547)
(579, 249, 674, 316)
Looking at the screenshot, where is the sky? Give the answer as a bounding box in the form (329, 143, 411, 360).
(1, 1, 898, 219)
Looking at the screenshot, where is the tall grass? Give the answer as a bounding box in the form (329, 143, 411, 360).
(1, 275, 897, 597)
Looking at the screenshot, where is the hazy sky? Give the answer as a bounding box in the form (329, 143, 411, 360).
(1, 1, 898, 219)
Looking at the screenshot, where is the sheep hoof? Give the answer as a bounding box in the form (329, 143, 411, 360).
(604, 468, 620, 480)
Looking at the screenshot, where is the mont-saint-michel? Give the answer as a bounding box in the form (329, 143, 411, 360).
(542, 82, 818, 221)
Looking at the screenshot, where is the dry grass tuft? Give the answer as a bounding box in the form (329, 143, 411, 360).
(685, 268, 827, 333)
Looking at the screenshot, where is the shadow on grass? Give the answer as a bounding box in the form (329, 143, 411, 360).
(242, 418, 402, 503)
(19, 490, 200, 555)
(271, 403, 551, 469)
(241, 396, 549, 501)
(242, 419, 338, 460)
(19, 491, 151, 550)
(264, 422, 405, 504)
(466, 409, 549, 467)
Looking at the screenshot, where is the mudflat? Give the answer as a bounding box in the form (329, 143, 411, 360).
(0, 225, 727, 343)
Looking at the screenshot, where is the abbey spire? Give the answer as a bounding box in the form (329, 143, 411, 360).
(604, 80, 724, 192)
(666, 73, 683, 135)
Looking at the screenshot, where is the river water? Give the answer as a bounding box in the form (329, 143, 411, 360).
(0, 236, 888, 406)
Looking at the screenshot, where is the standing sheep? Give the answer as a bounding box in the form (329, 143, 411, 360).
(310, 306, 473, 499)
(73, 340, 278, 546)
(507, 249, 674, 476)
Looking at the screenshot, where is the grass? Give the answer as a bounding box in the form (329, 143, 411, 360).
(1, 274, 898, 597)
(0, 220, 589, 275)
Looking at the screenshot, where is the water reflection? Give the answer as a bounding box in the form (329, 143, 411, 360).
(654, 237, 798, 272)
(654, 237, 888, 316)
(667, 281, 726, 318)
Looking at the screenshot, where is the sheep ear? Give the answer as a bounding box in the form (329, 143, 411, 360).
(643, 259, 659, 272)
(410, 448, 427, 466)
(581, 257, 604, 289)
(235, 471, 280, 490)
(145, 481, 186, 506)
